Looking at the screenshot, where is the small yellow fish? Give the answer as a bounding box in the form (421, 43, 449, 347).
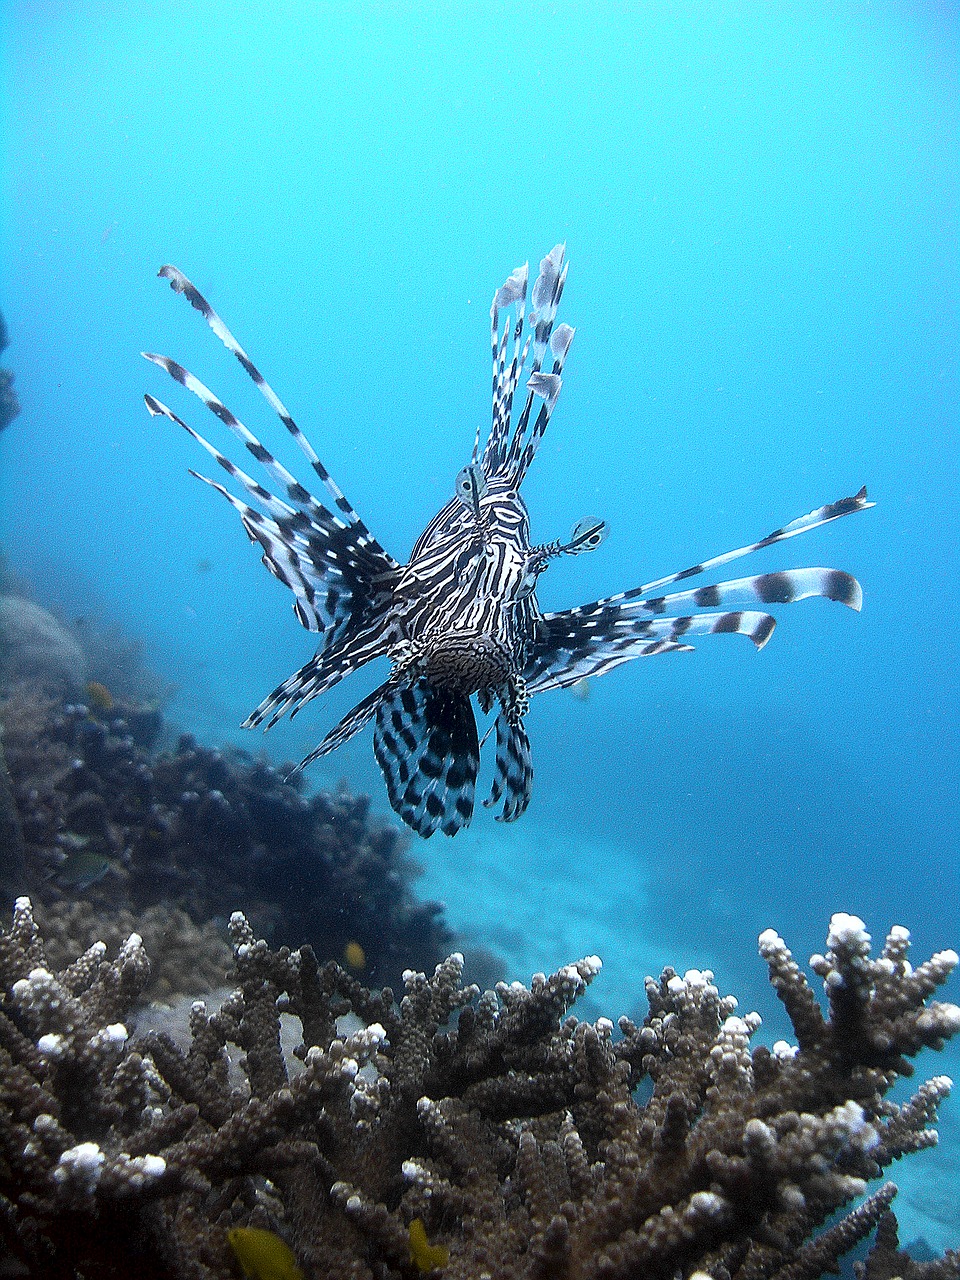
(408, 1218, 449, 1273)
(343, 940, 366, 970)
(568, 676, 591, 702)
(227, 1226, 303, 1280)
(86, 680, 114, 712)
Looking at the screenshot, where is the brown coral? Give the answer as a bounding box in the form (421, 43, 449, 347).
(0, 900, 957, 1279)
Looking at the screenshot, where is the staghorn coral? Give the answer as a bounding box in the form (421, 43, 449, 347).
(35, 900, 231, 1000)
(0, 899, 957, 1279)
(855, 1208, 960, 1280)
(1, 683, 451, 992)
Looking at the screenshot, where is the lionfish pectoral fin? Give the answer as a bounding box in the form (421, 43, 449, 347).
(609, 488, 873, 606)
(373, 679, 479, 838)
(287, 678, 396, 776)
(244, 636, 390, 731)
(483, 713, 533, 823)
(636, 567, 864, 616)
(146, 270, 401, 649)
(523, 610, 775, 695)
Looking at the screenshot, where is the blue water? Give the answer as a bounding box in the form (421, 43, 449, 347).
(2, 0, 958, 1242)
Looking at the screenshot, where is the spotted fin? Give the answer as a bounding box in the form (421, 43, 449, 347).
(373, 680, 479, 838)
(484, 713, 533, 822)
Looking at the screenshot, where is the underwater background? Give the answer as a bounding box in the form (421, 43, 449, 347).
(2, 0, 957, 1253)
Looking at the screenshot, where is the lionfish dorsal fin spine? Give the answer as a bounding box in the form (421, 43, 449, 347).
(484, 260, 530, 474)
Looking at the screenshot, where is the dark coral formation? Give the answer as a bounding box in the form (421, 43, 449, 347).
(856, 1208, 960, 1280)
(1, 684, 451, 993)
(0, 899, 957, 1279)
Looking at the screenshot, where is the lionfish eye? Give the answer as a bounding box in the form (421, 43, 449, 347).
(567, 517, 608, 554)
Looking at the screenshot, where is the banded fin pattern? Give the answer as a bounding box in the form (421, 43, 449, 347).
(155, 266, 397, 568)
(522, 486, 870, 696)
(242, 629, 398, 730)
(146, 248, 873, 838)
(143, 393, 379, 638)
(636, 567, 862, 615)
(373, 680, 480, 838)
(605, 488, 873, 608)
(525, 611, 774, 695)
(482, 244, 573, 484)
(289, 678, 396, 774)
(484, 714, 533, 823)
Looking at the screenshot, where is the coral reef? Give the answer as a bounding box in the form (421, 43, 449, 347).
(0, 597, 87, 693)
(36, 900, 232, 1002)
(0, 683, 451, 994)
(856, 1208, 960, 1280)
(0, 311, 19, 434)
(0, 899, 956, 1279)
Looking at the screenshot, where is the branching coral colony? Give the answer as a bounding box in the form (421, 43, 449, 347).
(1, 900, 958, 1280)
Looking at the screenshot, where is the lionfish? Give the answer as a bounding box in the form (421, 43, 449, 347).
(144, 246, 872, 837)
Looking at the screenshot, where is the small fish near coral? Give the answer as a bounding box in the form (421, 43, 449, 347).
(144, 247, 872, 837)
(227, 1226, 303, 1280)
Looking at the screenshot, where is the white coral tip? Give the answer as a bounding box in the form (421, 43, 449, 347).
(54, 1141, 105, 1190)
(140, 1154, 166, 1178)
(827, 913, 869, 948)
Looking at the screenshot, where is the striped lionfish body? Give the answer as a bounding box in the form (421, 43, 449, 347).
(144, 246, 872, 837)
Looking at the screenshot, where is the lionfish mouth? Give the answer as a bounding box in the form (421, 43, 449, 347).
(423, 633, 511, 693)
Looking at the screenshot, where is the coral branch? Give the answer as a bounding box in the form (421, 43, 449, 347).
(0, 901, 956, 1278)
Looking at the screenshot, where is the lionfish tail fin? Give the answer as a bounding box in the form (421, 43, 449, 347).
(373, 679, 479, 838)
(484, 714, 533, 822)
